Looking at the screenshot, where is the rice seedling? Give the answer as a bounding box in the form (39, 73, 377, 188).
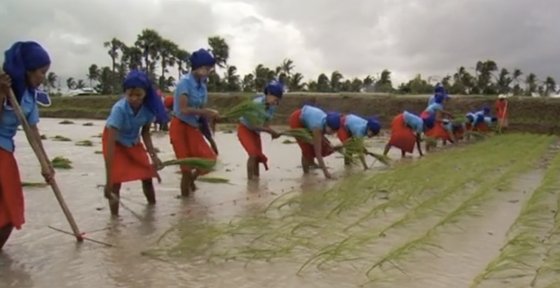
(282, 139, 296, 144)
(40, 134, 47, 140)
(161, 157, 217, 171)
(52, 135, 72, 142)
(220, 98, 268, 127)
(197, 176, 230, 184)
(51, 156, 72, 169)
(83, 122, 94, 126)
(471, 148, 560, 287)
(94, 151, 102, 154)
(21, 182, 48, 188)
(75, 140, 93, 147)
(58, 120, 74, 125)
(280, 128, 313, 143)
(464, 131, 487, 140)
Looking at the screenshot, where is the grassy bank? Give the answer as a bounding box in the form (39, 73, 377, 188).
(40, 93, 560, 134)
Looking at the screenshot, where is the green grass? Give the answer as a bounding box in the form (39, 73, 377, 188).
(58, 120, 75, 125)
(52, 135, 72, 142)
(75, 140, 94, 147)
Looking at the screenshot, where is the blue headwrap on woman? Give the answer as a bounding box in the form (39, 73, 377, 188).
(434, 93, 445, 104)
(123, 70, 169, 125)
(483, 106, 490, 115)
(264, 80, 284, 98)
(325, 112, 342, 130)
(366, 117, 381, 134)
(3, 41, 51, 104)
(190, 49, 216, 70)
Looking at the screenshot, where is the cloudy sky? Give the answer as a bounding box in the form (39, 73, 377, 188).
(1, 0, 558, 86)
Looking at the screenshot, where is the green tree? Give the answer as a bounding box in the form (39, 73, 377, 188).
(76, 80, 86, 89)
(159, 39, 178, 89)
(475, 60, 498, 94)
(374, 69, 394, 93)
(242, 74, 255, 92)
(512, 68, 523, 96)
(224, 65, 241, 92)
(307, 80, 318, 92)
(544, 76, 557, 96)
(122, 46, 143, 70)
(44, 72, 57, 93)
(66, 77, 76, 90)
(350, 78, 363, 92)
(398, 74, 433, 94)
(330, 71, 343, 92)
(135, 29, 163, 76)
(317, 73, 330, 92)
(525, 73, 537, 96)
(289, 73, 305, 91)
(97, 67, 113, 94)
(87, 64, 100, 88)
(496, 68, 512, 94)
(208, 36, 229, 68)
(174, 49, 190, 78)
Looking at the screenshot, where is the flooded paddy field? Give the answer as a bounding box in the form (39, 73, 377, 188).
(1, 118, 559, 288)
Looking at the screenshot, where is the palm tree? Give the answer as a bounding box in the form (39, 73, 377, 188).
(66, 77, 76, 90)
(512, 68, 523, 96)
(497, 68, 511, 94)
(544, 76, 557, 96)
(242, 74, 255, 92)
(289, 73, 305, 91)
(225, 65, 241, 91)
(45, 72, 57, 93)
(159, 39, 178, 89)
(76, 80, 86, 89)
(174, 49, 190, 78)
(525, 73, 537, 96)
(122, 46, 143, 70)
(208, 36, 229, 68)
(317, 73, 330, 92)
(87, 64, 100, 88)
(135, 29, 163, 75)
(330, 71, 343, 92)
(103, 38, 125, 77)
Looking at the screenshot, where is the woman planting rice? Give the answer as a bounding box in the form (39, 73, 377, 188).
(337, 114, 381, 170)
(237, 80, 283, 180)
(0, 41, 55, 249)
(169, 49, 219, 197)
(495, 95, 509, 131)
(383, 111, 435, 158)
(102, 70, 168, 216)
(421, 93, 453, 150)
(427, 83, 450, 106)
(470, 107, 493, 132)
(289, 105, 342, 179)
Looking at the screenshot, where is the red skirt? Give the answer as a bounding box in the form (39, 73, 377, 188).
(388, 113, 417, 153)
(169, 117, 217, 174)
(473, 123, 491, 132)
(237, 124, 268, 170)
(0, 149, 25, 229)
(288, 109, 334, 160)
(421, 111, 451, 141)
(102, 128, 156, 184)
(337, 116, 351, 143)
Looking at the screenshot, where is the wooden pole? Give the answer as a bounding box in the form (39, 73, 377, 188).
(6, 88, 83, 242)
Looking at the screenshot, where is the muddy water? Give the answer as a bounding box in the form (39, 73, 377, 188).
(1, 118, 409, 288)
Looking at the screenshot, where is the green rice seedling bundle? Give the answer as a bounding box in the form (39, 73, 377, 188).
(52, 135, 72, 142)
(82, 122, 94, 126)
(464, 131, 486, 140)
(197, 176, 230, 184)
(221, 98, 268, 126)
(75, 140, 93, 147)
(52, 156, 72, 169)
(280, 128, 313, 143)
(21, 182, 48, 188)
(58, 120, 74, 125)
(40, 134, 47, 140)
(162, 157, 217, 171)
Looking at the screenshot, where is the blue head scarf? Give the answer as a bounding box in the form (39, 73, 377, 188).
(264, 80, 284, 98)
(3, 41, 51, 104)
(190, 49, 216, 70)
(483, 106, 490, 115)
(325, 112, 342, 130)
(366, 117, 381, 135)
(123, 70, 169, 125)
(423, 114, 436, 130)
(475, 114, 485, 124)
(434, 93, 445, 104)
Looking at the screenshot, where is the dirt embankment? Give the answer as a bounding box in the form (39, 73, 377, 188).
(40, 93, 560, 134)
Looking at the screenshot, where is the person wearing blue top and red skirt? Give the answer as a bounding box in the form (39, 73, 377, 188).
(102, 70, 169, 216)
(337, 114, 382, 170)
(289, 105, 342, 179)
(0, 41, 55, 250)
(170, 49, 219, 197)
(237, 80, 283, 180)
(384, 111, 435, 158)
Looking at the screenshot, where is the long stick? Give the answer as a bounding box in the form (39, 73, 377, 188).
(48, 226, 113, 247)
(6, 88, 83, 242)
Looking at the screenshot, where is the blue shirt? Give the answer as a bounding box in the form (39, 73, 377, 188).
(427, 95, 436, 106)
(300, 105, 326, 130)
(0, 90, 40, 152)
(424, 103, 443, 115)
(403, 111, 424, 134)
(240, 95, 276, 131)
(472, 111, 486, 125)
(442, 119, 453, 132)
(173, 73, 208, 127)
(484, 116, 494, 126)
(106, 98, 155, 147)
(344, 114, 368, 137)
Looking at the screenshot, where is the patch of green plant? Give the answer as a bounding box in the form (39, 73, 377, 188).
(83, 122, 94, 126)
(75, 140, 93, 147)
(471, 146, 560, 287)
(52, 135, 72, 142)
(52, 156, 72, 169)
(58, 120, 74, 125)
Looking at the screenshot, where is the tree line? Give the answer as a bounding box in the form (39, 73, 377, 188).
(41, 28, 558, 97)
